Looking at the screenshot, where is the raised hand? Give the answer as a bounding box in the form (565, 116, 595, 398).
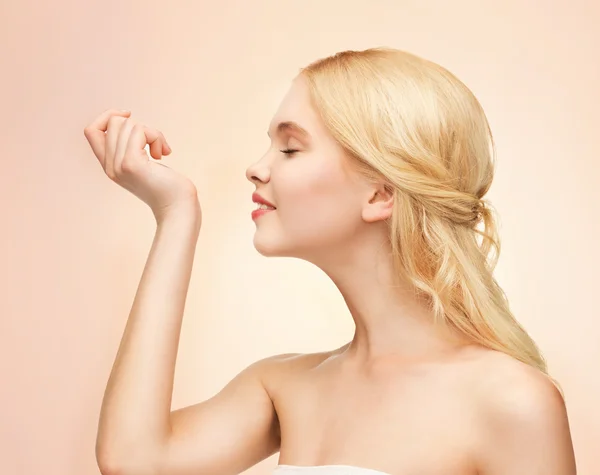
(83, 109, 200, 224)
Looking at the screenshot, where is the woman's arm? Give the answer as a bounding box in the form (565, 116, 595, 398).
(95, 207, 285, 475)
(95, 206, 199, 471)
(85, 110, 283, 475)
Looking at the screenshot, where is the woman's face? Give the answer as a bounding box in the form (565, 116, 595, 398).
(245, 75, 378, 261)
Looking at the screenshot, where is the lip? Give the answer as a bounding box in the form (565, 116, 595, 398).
(252, 192, 276, 209)
(251, 208, 275, 220)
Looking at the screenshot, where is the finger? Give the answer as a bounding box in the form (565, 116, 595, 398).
(83, 109, 131, 166)
(162, 137, 172, 156)
(150, 130, 170, 160)
(143, 128, 168, 161)
(105, 115, 129, 178)
(122, 124, 165, 171)
(114, 118, 137, 174)
(145, 140, 170, 162)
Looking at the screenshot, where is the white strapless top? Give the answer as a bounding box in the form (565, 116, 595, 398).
(274, 465, 392, 475)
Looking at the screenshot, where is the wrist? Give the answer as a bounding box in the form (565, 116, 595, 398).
(154, 200, 202, 230)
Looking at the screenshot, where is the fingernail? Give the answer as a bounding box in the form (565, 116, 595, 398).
(120, 109, 130, 113)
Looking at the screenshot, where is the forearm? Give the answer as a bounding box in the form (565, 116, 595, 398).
(96, 205, 201, 468)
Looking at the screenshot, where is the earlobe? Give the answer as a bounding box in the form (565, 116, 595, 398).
(362, 205, 393, 223)
(363, 189, 394, 223)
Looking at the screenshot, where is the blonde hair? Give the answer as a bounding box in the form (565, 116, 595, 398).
(300, 47, 562, 395)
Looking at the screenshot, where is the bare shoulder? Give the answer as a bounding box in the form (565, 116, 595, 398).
(467, 349, 565, 414)
(252, 346, 344, 392)
(465, 349, 576, 474)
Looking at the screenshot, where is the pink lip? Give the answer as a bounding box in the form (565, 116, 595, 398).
(251, 208, 275, 220)
(252, 192, 276, 208)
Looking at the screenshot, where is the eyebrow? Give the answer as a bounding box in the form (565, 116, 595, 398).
(267, 121, 311, 141)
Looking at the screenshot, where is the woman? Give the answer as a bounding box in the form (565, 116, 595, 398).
(85, 47, 576, 475)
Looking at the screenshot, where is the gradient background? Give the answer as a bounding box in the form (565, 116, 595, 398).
(1, 1, 598, 474)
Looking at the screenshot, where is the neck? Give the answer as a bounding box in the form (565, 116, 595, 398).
(313, 236, 471, 365)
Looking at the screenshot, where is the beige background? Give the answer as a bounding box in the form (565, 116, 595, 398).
(1, 0, 598, 474)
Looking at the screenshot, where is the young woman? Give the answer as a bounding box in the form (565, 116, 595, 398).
(84, 47, 576, 475)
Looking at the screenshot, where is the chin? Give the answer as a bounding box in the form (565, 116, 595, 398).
(253, 233, 285, 257)
(253, 230, 308, 258)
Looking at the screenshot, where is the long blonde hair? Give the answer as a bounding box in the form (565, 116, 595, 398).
(300, 47, 561, 394)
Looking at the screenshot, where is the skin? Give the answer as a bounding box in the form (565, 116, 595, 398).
(85, 75, 576, 475)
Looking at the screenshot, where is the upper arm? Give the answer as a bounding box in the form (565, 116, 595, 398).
(159, 353, 296, 475)
(476, 366, 576, 475)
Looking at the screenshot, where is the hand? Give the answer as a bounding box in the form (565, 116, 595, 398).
(83, 109, 201, 224)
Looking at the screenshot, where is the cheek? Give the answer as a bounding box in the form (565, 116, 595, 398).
(275, 166, 360, 240)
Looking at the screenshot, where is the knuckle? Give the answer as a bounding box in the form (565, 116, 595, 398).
(120, 158, 135, 173)
(122, 154, 141, 173)
(107, 115, 122, 128)
(115, 164, 128, 178)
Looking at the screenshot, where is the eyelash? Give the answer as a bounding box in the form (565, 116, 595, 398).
(280, 148, 299, 157)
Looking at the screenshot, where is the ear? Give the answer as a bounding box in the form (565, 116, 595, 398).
(362, 182, 394, 223)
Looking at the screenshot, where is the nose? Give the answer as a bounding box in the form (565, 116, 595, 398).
(245, 154, 271, 185)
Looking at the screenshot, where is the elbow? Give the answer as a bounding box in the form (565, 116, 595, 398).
(96, 450, 125, 475)
(96, 455, 124, 475)
(96, 444, 163, 475)
(96, 457, 159, 475)
(95, 444, 130, 475)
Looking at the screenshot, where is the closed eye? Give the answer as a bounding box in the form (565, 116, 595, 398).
(280, 149, 299, 157)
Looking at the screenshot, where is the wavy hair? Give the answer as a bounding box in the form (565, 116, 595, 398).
(300, 47, 562, 395)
